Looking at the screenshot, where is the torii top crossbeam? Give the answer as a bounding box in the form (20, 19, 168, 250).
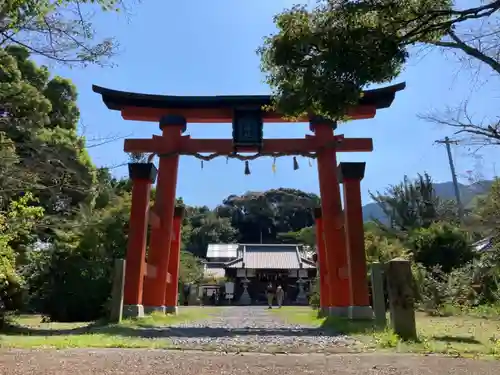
(92, 82, 405, 123)
(92, 82, 405, 156)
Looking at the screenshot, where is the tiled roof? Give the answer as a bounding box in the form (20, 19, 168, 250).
(226, 244, 315, 269)
(206, 243, 239, 258)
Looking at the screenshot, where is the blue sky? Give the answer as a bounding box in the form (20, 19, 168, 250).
(48, 0, 500, 208)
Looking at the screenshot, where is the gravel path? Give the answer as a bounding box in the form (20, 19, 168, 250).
(162, 306, 353, 352)
(2, 307, 499, 374)
(1, 349, 499, 375)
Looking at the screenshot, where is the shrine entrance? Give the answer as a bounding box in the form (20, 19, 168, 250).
(93, 82, 405, 319)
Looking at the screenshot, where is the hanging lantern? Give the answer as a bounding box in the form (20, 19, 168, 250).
(308, 158, 312, 167)
(293, 156, 299, 170)
(272, 157, 277, 174)
(201, 160, 204, 169)
(244, 160, 251, 175)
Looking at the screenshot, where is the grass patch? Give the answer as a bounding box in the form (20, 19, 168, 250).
(0, 307, 219, 349)
(422, 303, 500, 320)
(272, 306, 500, 358)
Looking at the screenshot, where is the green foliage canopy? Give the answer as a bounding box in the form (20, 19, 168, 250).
(0, 0, 133, 65)
(0, 46, 96, 217)
(259, 0, 499, 119)
(408, 222, 473, 272)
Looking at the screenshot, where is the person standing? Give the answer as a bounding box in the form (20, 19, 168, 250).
(276, 284, 284, 308)
(266, 282, 275, 309)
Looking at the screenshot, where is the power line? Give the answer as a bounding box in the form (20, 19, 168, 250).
(435, 137, 464, 221)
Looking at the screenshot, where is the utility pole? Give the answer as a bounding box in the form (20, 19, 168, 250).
(436, 137, 464, 220)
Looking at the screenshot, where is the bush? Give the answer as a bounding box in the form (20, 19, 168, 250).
(412, 241, 500, 314)
(23, 197, 130, 322)
(467, 245, 500, 304)
(23, 195, 205, 322)
(309, 276, 319, 309)
(0, 236, 23, 327)
(408, 222, 473, 272)
(364, 231, 408, 263)
(427, 266, 477, 313)
(24, 242, 115, 322)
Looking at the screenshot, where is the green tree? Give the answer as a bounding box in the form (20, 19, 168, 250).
(364, 231, 408, 263)
(216, 189, 318, 243)
(183, 208, 237, 256)
(23, 186, 204, 321)
(178, 250, 203, 284)
(0, 0, 134, 65)
(24, 193, 131, 321)
(277, 226, 316, 247)
(0, 193, 44, 322)
(408, 222, 473, 272)
(259, 0, 500, 129)
(0, 46, 96, 219)
(475, 178, 500, 230)
(370, 172, 457, 235)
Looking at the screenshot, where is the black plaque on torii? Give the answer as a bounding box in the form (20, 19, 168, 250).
(232, 108, 264, 150)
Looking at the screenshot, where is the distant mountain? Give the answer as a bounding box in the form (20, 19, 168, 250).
(362, 180, 493, 223)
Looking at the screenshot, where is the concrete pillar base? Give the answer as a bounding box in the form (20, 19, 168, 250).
(329, 306, 349, 317)
(164, 306, 178, 315)
(348, 305, 374, 320)
(123, 304, 145, 319)
(144, 305, 166, 315)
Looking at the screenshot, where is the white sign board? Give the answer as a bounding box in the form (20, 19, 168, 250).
(225, 281, 234, 294)
(298, 269, 308, 278)
(246, 268, 255, 277)
(288, 269, 298, 277)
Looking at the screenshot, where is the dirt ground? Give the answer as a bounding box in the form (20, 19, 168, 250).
(1, 349, 499, 375)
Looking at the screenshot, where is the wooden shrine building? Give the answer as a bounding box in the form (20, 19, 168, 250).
(203, 244, 316, 305)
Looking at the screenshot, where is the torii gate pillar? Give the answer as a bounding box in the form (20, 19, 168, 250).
(339, 162, 373, 319)
(314, 207, 331, 316)
(142, 115, 185, 314)
(123, 162, 157, 318)
(311, 119, 350, 316)
(164, 206, 185, 314)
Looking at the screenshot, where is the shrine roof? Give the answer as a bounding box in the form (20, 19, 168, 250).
(92, 82, 406, 112)
(206, 243, 239, 259)
(225, 244, 315, 270)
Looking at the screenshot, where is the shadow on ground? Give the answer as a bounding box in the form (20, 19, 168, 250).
(432, 335, 481, 344)
(1, 321, 340, 339)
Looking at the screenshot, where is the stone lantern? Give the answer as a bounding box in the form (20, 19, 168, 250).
(239, 277, 251, 305)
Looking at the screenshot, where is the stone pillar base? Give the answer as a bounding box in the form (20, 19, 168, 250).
(164, 306, 178, 315)
(123, 304, 145, 319)
(348, 305, 374, 320)
(144, 305, 166, 315)
(329, 306, 349, 317)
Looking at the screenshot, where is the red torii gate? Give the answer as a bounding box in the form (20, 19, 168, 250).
(93, 82, 405, 318)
